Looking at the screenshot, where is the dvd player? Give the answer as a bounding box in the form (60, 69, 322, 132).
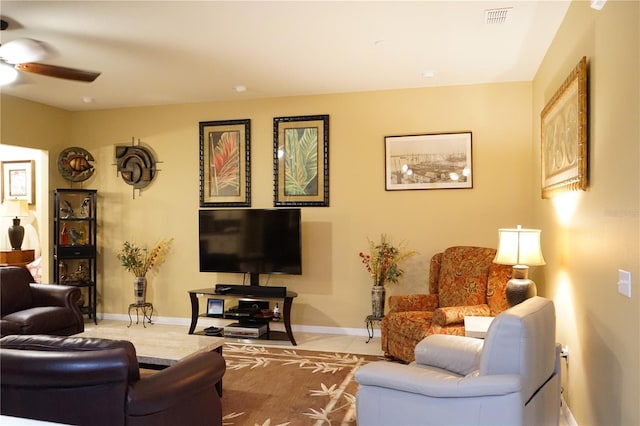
(214, 284, 287, 298)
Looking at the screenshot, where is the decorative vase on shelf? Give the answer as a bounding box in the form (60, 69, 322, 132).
(134, 277, 147, 305)
(371, 285, 385, 319)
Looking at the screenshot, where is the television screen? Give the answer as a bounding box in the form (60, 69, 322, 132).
(199, 208, 302, 284)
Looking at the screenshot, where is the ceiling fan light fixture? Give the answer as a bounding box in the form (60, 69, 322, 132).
(0, 62, 18, 85)
(0, 38, 48, 64)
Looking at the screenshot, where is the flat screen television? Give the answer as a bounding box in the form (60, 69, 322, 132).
(198, 208, 302, 286)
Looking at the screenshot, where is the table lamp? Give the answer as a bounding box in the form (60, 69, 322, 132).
(3, 199, 29, 250)
(494, 225, 546, 307)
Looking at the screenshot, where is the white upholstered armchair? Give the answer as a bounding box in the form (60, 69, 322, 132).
(355, 296, 560, 426)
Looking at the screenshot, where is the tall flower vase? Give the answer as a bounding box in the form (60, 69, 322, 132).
(134, 277, 147, 305)
(371, 285, 385, 319)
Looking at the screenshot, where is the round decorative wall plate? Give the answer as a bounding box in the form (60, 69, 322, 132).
(57, 147, 95, 182)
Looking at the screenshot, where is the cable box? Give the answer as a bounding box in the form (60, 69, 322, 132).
(224, 322, 268, 338)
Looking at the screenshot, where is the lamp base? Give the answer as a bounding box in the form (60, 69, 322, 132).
(506, 278, 537, 307)
(8, 217, 25, 251)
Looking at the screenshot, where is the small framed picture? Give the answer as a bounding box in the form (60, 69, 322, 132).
(385, 132, 473, 191)
(206, 298, 224, 318)
(1, 160, 35, 204)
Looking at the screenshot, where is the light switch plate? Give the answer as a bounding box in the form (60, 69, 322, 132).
(618, 269, 632, 298)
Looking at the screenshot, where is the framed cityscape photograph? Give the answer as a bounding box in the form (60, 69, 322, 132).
(199, 119, 251, 207)
(385, 132, 472, 191)
(273, 114, 329, 206)
(541, 56, 588, 199)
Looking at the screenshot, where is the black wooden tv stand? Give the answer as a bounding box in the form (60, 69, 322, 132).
(188, 286, 298, 345)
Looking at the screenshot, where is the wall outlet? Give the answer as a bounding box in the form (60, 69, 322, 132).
(618, 269, 632, 298)
(561, 345, 569, 363)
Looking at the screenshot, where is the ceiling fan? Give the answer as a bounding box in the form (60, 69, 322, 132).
(0, 18, 101, 83)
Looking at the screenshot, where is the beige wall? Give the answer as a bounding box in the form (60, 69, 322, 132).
(0, 96, 69, 282)
(3, 82, 533, 329)
(3, 2, 638, 422)
(533, 1, 640, 425)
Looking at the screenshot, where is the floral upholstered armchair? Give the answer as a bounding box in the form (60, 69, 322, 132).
(381, 246, 512, 362)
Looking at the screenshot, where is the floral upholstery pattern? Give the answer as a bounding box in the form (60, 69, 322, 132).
(487, 263, 511, 315)
(431, 304, 491, 326)
(381, 246, 512, 362)
(381, 311, 434, 363)
(388, 293, 438, 314)
(437, 246, 496, 307)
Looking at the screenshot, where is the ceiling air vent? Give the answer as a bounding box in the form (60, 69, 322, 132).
(484, 7, 512, 25)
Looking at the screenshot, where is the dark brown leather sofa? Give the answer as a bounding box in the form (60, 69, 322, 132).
(0, 334, 226, 426)
(0, 266, 84, 337)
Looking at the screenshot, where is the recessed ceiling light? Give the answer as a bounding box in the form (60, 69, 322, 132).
(422, 70, 436, 78)
(233, 85, 247, 93)
(591, 0, 607, 10)
(81, 96, 94, 103)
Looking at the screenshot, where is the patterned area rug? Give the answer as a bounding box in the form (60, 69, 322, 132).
(221, 343, 385, 426)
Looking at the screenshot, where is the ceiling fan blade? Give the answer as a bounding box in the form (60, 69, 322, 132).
(15, 62, 100, 82)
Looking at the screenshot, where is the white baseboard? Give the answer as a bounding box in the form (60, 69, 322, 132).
(99, 313, 380, 338)
(561, 395, 578, 425)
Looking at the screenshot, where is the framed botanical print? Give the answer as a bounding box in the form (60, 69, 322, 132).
(273, 114, 329, 207)
(199, 119, 251, 207)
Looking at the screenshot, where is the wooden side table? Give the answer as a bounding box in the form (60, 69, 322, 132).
(0, 249, 35, 267)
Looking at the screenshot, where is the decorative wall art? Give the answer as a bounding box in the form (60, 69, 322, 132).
(385, 132, 473, 191)
(57, 147, 95, 183)
(1, 160, 35, 204)
(541, 56, 588, 199)
(273, 114, 329, 207)
(115, 138, 159, 199)
(199, 119, 251, 207)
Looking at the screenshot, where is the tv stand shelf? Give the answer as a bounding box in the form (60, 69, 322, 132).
(188, 287, 298, 345)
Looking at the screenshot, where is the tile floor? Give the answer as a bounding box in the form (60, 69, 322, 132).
(87, 319, 384, 356)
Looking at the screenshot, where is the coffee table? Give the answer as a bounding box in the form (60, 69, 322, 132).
(78, 323, 225, 393)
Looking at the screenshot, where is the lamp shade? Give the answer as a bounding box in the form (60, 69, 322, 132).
(494, 225, 545, 266)
(3, 199, 29, 218)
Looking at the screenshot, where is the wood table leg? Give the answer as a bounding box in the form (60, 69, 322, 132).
(282, 295, 297, 346)
(188, 292, 199, 334)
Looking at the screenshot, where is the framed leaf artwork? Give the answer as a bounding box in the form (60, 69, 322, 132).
(273, 114, 329, 207)
(199, 119, 251, 207)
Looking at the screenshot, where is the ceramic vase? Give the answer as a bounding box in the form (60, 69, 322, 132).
(8, 218, 25, 250)
(134, 276, 147, 305)
(371, 285, 385, 319)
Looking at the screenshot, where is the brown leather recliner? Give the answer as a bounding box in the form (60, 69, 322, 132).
(0, 266, 84, 337)
(0, 334, 226, 426)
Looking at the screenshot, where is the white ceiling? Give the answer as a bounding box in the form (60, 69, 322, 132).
(0, 1, 570, 112)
